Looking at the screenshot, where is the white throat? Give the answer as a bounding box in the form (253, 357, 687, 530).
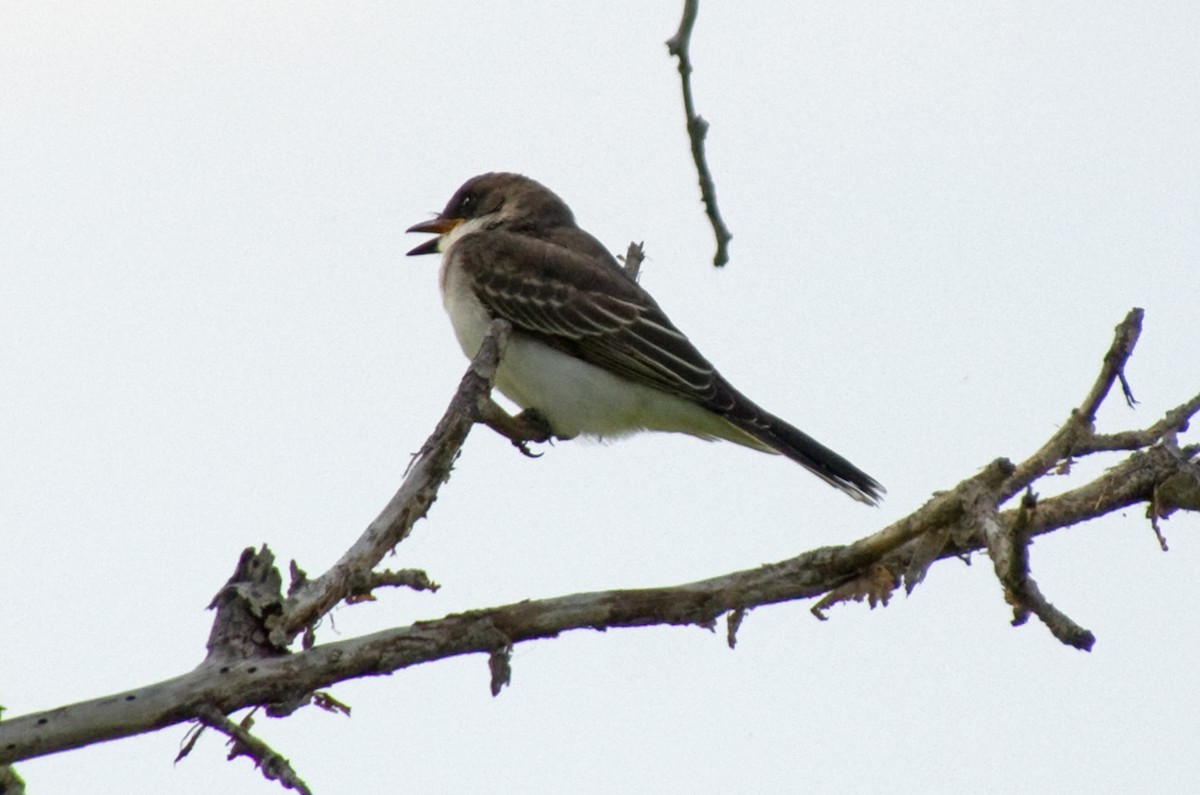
(437, 216, 493, 253)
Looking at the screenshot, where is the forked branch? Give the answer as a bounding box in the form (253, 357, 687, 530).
(2, 310, 1196, 778)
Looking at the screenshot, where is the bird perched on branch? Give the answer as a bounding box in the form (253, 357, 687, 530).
(407, 172, 883, 504)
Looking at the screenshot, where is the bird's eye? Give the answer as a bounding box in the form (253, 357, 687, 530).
(458, 194, 476, 215)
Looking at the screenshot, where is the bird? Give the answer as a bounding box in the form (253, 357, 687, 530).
(406, 173, 883, 504)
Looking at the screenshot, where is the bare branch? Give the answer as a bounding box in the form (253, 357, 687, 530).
(271, 320, 513, 647)
(1074, 393, 1200, 455)
(1078, 307, 1143, 420)
(1, 310, 1196, 767)
(195, 706, 312, 795)
(666, 0, 733, 267)
(347, 568, 440, 601)
(1001, 308, 1144, 501)
(1019, 441, 1195, 540)
(982, 489, 1095, 650)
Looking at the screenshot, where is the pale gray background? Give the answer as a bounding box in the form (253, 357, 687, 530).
(3, 2, 1198, 793)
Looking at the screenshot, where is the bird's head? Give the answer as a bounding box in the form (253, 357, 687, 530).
(406, 172, 575, 256)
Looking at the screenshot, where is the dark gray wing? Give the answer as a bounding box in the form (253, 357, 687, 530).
(452, 227, 739, 412)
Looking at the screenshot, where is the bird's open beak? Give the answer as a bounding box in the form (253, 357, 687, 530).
(405, 217, 463, 256)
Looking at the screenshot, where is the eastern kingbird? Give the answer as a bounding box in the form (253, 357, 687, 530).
(407, 173, 883, 504)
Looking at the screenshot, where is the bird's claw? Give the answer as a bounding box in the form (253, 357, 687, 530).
(512, 439, 543, 458)
(508, 409, 555, 458)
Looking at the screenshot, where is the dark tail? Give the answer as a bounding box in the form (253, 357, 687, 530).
(715, 380, 884, 504)
(755, 411, 884, 504)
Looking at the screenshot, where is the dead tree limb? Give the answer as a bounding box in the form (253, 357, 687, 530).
(2, 309, 1196, 779)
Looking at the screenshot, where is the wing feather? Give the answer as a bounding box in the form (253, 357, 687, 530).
(452, 228, 728, 405)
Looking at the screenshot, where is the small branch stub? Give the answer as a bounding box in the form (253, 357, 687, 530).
(726, 607, 746, 649)
(621, 241, 646, 280)
(489, 645, 513, 697)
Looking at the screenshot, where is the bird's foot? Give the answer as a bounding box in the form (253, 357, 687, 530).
(508, 409, 555, 457)
(478, 400, 557, 458)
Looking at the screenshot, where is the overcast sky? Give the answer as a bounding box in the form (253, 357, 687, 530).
(3, 3, 1198, 793)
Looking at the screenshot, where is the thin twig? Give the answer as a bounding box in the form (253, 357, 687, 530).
(194, 706, 312, 795)
(666, 0, 732, 267)
(1073, 393, 1200, 455)
(344, 568, 440, 603)
(1079, 308, 1143, 420)
(1001, 308, 1144, 501)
